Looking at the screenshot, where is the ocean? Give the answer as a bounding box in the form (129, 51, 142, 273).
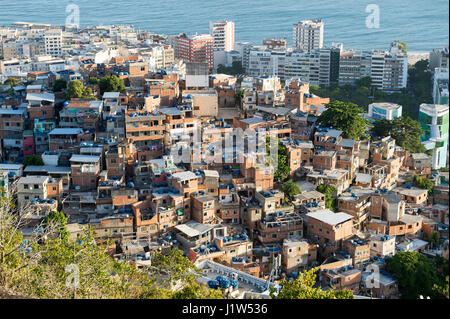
(0, 0, 448, 52)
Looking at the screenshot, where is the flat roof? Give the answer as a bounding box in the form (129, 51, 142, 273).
(26, 92, 55, 102)
(306, 209, 353, 226)
(337, 138, 356, 148)
(18, 175, 49, 184)
(175, 220, 213, 237)
(355, 173, 372, 184)
(48, 128, 83, 135)
(0, 163, 23, 170)
(240, 117, 265, 125)
(69, 154, 101, 163)
(203, 170, 219, 178)
(158, 107, 183, 116)
(102, 92, 120, 99)
(24, 165, 71, 174)
(394, 187, 428, 197)
(0, 109, 26, 115)
(172, 171, 197, 181)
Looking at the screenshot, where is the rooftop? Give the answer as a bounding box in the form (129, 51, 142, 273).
(306, 209, 353, 226)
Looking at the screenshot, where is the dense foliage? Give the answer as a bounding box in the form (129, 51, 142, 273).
(281, 179, 301, 201)
(23, 155, 44, 167)
(310, 60, 433, 120)
(0, 195, 223, 299)
(413, 175, 434, 194)
(371, 117, 426, 153)
(53, 79, 67, 92)
(217, 61, 245, 76)
(99, 75, 125, 94)
(317, 100, 368, 140)
(67, 80, 95, 99)
(385, 251, 448, 299)
(270, 268, 353, 299)
(316, 184, 337, 211)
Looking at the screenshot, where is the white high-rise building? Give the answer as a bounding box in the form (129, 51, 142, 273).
(292, 19, 324, 52)
(235, 42, 252, 71)
(209, 20, 235, 52)
(44, 28, 62, 57)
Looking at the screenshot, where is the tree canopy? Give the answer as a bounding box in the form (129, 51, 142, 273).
(53, 79, 67, 92)
(23, 155, 44, 167)
(67, 80, 96, 99)
(310, 60, 434, 120)
(99, 75, 125, 94)
(385, 251, 448, 299)
(217, 61, 245, 76)
(316, 184, 337, 211)
(317, 100, 368, 140)
(281, 179, 301, 201)
(270, 268, 353, 299)
(371, 116, 426, 153)
(413, 175, 434, 194)
(0, 194, 222, 299)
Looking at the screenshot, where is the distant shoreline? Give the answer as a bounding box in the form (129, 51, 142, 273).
(408, 53, 429, 65)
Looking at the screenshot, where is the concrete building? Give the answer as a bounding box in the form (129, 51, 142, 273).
(292, 20, 324, 52)
(368, 102, 402, 120)
(44, 28, 62, 57)
(432, 68, 449, 105)
(17, 175, 49, 208)
(429, 46, 449, 70)
(418, 104, 449, 169)
(209, 20, 235, 52)
(174, 34, 214, 71)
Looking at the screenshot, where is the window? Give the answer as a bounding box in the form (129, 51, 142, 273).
(34, 184, 39, 189)
(24, 184, 29, 189)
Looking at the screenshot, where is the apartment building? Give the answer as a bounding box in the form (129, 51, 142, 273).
(17, 175, 49, 208)
(429, 46, 449, 70)
(209, 20, 235, 52)
(282, 238, 317, 273)
(292, 20, 324, 52)
(44, 28, 63, 57)
(125, 111, 165, 156)
(69, 154, 101, 191)
(174, 34, 214, 71)
(418, 103, 449, 169)
(306, 209, 354, 247)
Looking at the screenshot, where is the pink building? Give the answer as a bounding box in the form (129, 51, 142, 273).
(23, 130, 35, 156)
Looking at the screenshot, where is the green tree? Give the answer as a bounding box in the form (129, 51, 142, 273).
(270, 268, 353, 299)
(23, 155, 44, 167)
(4, 77, 19, 89)
(67, 80, 96, 99)
(281, 179, 301, 201)
(88, 77, 100, 85)
(67, 80, 85, 99)
(217, 61, 244, 76)
(41, 211, 69, 241)
(433, 276, 449, 299)
(235, 89, 244, 106)
(385, 251, 442, 299)
(99, 75, 125, 94)
(413, 175, 434, 194)
(397, 40, 407, 54)
(430, 231, 440, 249)
(317, 100, 368, 140)
(53, 79, 67, 92)
(317, 184, 337, 211)
(371, 117, 425, 153)
(171, 283, 224, 299)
